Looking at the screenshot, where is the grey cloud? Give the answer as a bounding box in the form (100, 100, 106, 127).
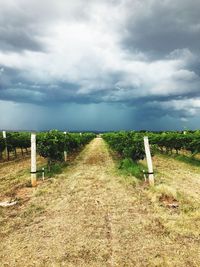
(0, 0, 91, 52)
(122, 0, 200, 58)
(0, 0, 200, 130)
(0, 2, 43, 52)
(1, 63, 200, 118)
(0, 26, 43, 52)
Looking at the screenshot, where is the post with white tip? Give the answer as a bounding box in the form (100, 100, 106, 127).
(144, 136, 154, 186)
(2, 131, 8, 159)
(2, 130, 6, 139)
(31, 132, 37, 187)
(64, 131, 67, 162)
(42, 168, 45, 181)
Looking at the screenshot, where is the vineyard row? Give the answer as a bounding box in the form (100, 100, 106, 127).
(0, 130, 96, 164)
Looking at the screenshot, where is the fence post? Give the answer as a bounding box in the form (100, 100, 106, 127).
(31, 132, 37, 187)
(2, 131, 8, 159)
(64, 131, 67, 162)
(144, 136, 154, 186)
(42, 167, 45, 181)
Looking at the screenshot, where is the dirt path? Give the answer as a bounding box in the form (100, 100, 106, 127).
(0, 138, 200, 267)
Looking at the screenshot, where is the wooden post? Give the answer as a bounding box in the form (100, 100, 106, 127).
(64, 131, 67, 162)
(31, 132, 37, 187)
(144, 136, 154, 186)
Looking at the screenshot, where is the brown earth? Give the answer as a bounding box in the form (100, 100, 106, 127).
(0, 138, 200, 267)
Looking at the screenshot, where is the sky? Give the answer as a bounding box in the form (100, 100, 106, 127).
(0, 0, 200, 131)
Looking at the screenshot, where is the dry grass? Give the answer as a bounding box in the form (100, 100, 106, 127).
(145, 155, 200, 243)
(0, 139, 200, 266)
(153, 154, 200, 200)
(0, 155, 46, 201)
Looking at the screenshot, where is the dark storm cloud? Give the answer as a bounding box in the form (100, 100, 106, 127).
(0, 1, 44, 52)
(0, 64, 127, 105)
(0, 73, 81, 104)
(123, 0, 200, 58)
(0, 0, 200, 130)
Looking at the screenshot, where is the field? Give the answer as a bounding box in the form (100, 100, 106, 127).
(0, 133, 200, 266)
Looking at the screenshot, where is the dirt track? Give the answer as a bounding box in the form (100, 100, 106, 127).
(0, 138, 200, 267)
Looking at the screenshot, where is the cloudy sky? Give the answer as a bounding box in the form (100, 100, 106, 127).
(0, 0, 200, 131)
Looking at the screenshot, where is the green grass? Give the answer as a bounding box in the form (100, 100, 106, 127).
(159, 152, 200, 167)
(36, 162, 68, 180)
(118, 158, 147, 179)
(174, 154, 200, 166)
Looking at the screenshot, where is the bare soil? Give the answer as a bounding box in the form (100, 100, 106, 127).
(0, 138, 200, 267)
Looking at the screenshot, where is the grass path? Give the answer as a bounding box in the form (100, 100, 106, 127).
(0, 138, 200, 267)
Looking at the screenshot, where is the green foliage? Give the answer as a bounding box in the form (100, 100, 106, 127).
(102, 130, 200, 177)
(149, 131, 200, 155)
(42, 163, 63, 177)
(49, 163, 63, 174)
(0, 131, 30, 159)
(102, 131, 145, 161)
(119, 158, 147, 179)
(37, 130, 96, 166)
(0, 130, 95, 163)
(37, 130, 66, 164)
(6, 132, 31, 153)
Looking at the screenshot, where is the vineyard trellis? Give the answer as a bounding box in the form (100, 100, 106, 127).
(102, 130, 200, 184)
(0, 130, 96, 186)
(1, 129, 200, 187)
